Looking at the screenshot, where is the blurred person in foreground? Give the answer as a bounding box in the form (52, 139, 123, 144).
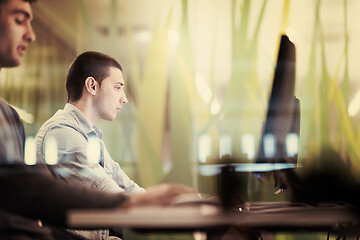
(0, 0, 195, 239)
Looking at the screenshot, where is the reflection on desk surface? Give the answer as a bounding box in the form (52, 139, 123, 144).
(67, 201, 359, 231)
(68, 205, 226, 229)
(171, 193, 221, 207)
(242, 201, 354, 213)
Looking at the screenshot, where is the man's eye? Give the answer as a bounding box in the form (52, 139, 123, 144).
(15, 18, 24, 24)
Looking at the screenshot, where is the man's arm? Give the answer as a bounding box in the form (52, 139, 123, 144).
(0, 163, 128, 226)
(38, 126, 124, 193)
(103, 145, 145, 193)
(0, 164, 197, 226)
(122, 183, 197, 207)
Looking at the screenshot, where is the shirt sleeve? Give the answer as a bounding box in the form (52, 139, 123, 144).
(43, 124, 124, 193)
(0, 100, 25, 164)
(103, 145, 146, 193)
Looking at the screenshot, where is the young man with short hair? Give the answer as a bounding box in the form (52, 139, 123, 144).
(35, 51, 145, 239)
(35, 51, 144, 195)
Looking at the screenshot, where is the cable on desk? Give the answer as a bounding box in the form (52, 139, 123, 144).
(256, 233, 263, 240)
(327, 233, 351, 240)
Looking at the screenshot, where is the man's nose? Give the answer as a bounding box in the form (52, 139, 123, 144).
(25, 24, 36, 43)
(121, 93, 128, 104)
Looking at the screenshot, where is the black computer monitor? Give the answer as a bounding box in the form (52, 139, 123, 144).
(255, 34, 300, 190)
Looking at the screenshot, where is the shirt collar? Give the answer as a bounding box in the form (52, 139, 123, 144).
(63, 103, 103, 139)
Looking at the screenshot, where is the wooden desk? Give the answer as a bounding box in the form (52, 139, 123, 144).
(67, 202, 360, 234)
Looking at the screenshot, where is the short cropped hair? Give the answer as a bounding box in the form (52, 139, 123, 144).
(0, 0, 37, 6)
(66, 51, 122, 102)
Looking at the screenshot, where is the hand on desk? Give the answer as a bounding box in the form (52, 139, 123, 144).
(121, 183, 197, 208)
(172, 193, 221, 207)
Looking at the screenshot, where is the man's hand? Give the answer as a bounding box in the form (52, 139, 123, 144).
(121, 183, 197, 208)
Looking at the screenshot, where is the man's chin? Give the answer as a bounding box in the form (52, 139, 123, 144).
(3, 59, 21, 68)
(104, 115, 117, 122)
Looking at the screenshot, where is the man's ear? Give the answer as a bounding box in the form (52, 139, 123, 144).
(84, 77, 97, 95)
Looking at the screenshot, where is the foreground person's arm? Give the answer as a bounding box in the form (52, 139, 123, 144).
(0, 164, 196, 226)
(0, 163, 128, 226)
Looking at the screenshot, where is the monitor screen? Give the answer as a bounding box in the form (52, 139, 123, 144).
(255, 34, 300, 190)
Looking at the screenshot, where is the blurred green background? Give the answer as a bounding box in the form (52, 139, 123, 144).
(1, 0, 360, 239)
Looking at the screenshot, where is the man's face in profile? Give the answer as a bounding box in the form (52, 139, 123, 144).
(0, 0, 35, 69)
(93, 67, 128, 121)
